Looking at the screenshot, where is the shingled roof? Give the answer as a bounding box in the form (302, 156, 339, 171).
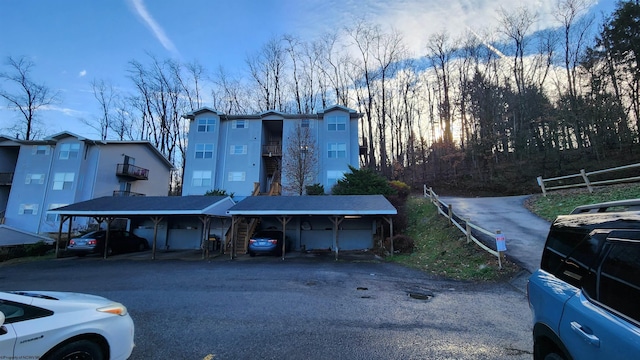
(48, 196, 235, 217)
(227, 195, 397, 216)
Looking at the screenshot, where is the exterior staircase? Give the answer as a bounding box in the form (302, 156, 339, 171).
(223, 140, 282, 255)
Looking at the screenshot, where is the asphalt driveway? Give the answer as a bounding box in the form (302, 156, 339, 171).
(0, 255, 533, 359)
(439, 195, 551, 273)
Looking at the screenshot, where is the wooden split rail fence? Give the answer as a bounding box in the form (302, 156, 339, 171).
(423, 186, 506, 268)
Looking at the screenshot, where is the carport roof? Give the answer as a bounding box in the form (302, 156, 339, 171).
(48, 196, 235, 217)
(227, 195, 397, 216)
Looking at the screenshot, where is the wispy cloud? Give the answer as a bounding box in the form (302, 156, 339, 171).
(79, 70, 87, 77)
(293, 0, 599, 56)
(129, 0, 179, 55)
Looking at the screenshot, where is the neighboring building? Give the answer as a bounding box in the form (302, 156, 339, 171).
(182, 105, 362, 198)
(0, 132, 174, 236)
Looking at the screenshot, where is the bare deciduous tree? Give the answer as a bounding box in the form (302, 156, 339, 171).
(0, 56, 60, 140)
(84, 78, 115, 140)
(282, 123, 318, 195)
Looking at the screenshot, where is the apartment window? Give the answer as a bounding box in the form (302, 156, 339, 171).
(59, 143, 80, 159)
(301, 119, 310, 128)
(25, 173, 45, 185)
(327, 116, 347, 131)
(228, 172, 246, 182)
(327, 143, 347, 158)
(327, 170, 345, 188)
(195, 144, 214, 159)
(230, 145, 247, 155)
(32, 145, 50, 155)
(232, 120, 247, 129)
(192, 170, 212, 187)
(46, 203, 67, 222)
(18, 204, 39, 215)
(197, 118, 216, 132)
(52, 172, 75, 190)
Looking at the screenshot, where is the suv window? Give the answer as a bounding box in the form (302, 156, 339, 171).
(541, 227, 602, 287)
(599, 238, 640, 324)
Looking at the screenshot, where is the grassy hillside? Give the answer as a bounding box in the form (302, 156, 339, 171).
(525, 184, 640, 221)
(388, 197, 520, 281)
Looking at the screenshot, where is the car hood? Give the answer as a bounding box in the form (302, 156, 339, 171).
(1, 291, 119, 309)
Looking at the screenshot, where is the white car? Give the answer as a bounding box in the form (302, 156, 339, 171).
(0, 291, 134, 360)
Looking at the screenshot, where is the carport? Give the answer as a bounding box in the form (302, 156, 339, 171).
(48, 196, 235, 259)
(226, 195, 397, 260)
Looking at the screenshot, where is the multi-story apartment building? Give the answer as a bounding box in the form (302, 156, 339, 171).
(0, 132, 174, 235)
(182, 105, 362, 198)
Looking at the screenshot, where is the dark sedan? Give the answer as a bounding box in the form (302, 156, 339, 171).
(67, 230, 149, 256)
(248, 230, 291, 257)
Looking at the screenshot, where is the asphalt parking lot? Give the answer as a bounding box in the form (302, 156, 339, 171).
(0, 252, 533, 359)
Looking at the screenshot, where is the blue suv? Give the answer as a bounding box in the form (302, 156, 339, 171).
(528, 199, 640, 360)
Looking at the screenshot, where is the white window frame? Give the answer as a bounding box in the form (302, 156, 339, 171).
(32, 145, 50, 155)
(18, 204, 39, 215)
(192, 170, 212, 187)
(327, 116, 347, 131)
(327, 143, 347, 158)
(25, 173, 45, 185)
(228, 171, 246, 182)
(195, 143, 214, 159)
(232, 120, 247, 129)
(52, 172, 75, 190)
(46, 203, 67, 222)
(197, 118, 216, 132)
(230, 145, 247, 155)
(59, 143, 80, 160)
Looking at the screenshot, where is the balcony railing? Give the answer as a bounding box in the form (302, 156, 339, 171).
(0, 172, 14, 186)
(113, 190, 145, 197)
(262, 144, 282, 157)
(116, 164, 149, 180)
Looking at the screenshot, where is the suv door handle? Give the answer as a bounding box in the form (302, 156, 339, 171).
(570, 321, 600, 347)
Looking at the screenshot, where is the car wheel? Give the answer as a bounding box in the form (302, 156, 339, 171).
(137, 242, 146, 251)
(44, 339, 104, 360)
(106, 246, 113, 256)
(543, 352, 565, 360)
(249, 251, 256, 257)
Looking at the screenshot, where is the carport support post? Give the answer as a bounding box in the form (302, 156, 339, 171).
(383, 217, 394, 254)
(330, 216, 344, 260)
(66, 216, 73, 250)
(103, 217, 114, 259)
(277, 216, 291, 260)
(199, 216, 211, 259)
(230, 216, 238, 260)
(55, 215, 68, 258)
(150, 217, 163, 260)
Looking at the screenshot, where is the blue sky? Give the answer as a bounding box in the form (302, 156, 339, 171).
(0, 0, 616, 139)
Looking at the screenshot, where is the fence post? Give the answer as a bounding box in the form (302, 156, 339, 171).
(537, 176, 547, 197)
(423, 184, 427, 198)
(448, 204, 453, 224)
(465, 218, 471, 244)
(495, 230, 506, 270)
(580, 169, 593, 193)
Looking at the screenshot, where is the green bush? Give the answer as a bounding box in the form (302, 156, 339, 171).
(305, 183, 325, 195)
(204, 189, 235, 197)
(331, 165, 395, 195)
